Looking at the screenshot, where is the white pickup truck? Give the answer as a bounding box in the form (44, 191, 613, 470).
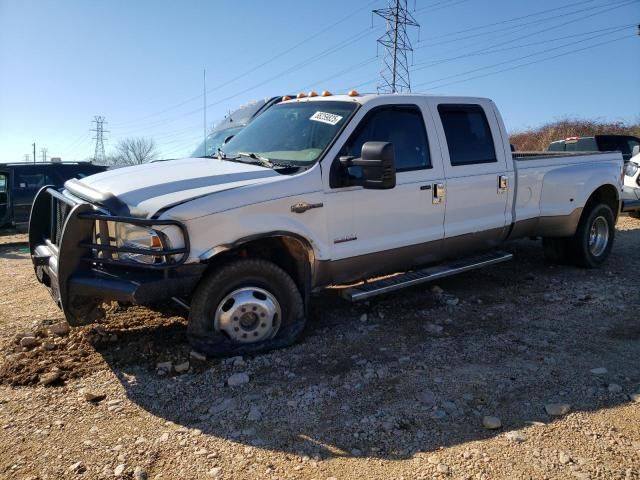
(29, 92, 624, 356)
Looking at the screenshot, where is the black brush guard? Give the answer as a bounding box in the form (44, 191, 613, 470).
(28, 186, 204, 325)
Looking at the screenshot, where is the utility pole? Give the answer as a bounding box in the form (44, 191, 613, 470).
(40, 148, 48, 163)
(32, 143, 36, 164)
(373, 0, 420, 93)
(203, 69, 207, 156)
(91, 116, 108, 163)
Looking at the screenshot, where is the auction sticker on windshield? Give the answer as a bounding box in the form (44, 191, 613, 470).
(310, 111, 343, 126)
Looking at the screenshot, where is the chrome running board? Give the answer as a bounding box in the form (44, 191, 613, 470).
(342, 250, 513, 302)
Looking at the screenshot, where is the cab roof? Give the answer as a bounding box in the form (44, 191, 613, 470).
(279, 92, 492, 106)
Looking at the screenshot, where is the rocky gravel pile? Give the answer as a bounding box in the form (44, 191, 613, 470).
(0, 218, 639, 479)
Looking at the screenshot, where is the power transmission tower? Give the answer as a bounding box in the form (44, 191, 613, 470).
(24, 154, 30, 162)
(373, 0, 420, 93)
(91, 116, 108, 163)
(40, 148, 48, 163)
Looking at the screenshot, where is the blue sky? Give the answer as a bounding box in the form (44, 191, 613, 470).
(0, 0, 638, 162)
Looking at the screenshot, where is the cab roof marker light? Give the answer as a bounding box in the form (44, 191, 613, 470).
(348, 90, 359, 97)
(296, 92, 306, 99)
(308, 91, 318, 97)
(321, 90, 332, 97)
(282, 95, 292, 101)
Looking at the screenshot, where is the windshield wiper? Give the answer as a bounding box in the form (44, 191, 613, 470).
(236, 152, 274, 168)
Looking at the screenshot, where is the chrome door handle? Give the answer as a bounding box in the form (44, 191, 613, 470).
(433, 183, 445, 204)
(498, 175, 508, 193)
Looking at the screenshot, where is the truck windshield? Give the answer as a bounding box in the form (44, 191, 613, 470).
(222, 101, 357, 165)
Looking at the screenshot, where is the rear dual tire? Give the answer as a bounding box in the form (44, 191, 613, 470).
(543, 203, 615, 268)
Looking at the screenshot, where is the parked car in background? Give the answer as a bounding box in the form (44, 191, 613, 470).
(190, 96, 286, 158)
(29, 92, 624, 356)
(548, 134, 640, 163)
(0, 162, 106, 228)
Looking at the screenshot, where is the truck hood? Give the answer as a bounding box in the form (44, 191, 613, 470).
(70, 157, 280, 217)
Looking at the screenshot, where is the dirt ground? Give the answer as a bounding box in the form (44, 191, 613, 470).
(0, 219, 639, 480)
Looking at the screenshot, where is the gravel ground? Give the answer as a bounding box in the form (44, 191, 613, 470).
(0, 218, 639, 479)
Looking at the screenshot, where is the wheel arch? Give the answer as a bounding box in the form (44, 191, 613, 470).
(584, 183, 620, 220)
(200, 231, 317, 303)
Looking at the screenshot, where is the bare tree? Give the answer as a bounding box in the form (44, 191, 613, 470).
(109, 137, 158, 166)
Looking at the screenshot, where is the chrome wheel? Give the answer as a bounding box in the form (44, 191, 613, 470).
(214, 287, 281, 344)
(588, 216, 609, 257)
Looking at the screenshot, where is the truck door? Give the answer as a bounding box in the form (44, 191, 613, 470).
(323, 101, 446, 282)
(0, 171, 8, 226)
(430, 101, 511, 253)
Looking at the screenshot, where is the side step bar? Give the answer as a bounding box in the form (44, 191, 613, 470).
(342, 250, 513, 302)
(622, 199, 640, 213)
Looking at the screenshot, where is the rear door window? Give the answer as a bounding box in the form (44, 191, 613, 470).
(437, 104, 497, 166)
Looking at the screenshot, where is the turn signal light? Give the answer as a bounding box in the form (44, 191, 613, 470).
(321, 90, 332, 97)
(348, 90, 359, 97)
(282, 95, 292, 101)
(297, 92, 306, 99)
(308, 91, 318, 97)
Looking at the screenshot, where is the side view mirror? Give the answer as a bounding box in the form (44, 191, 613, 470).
(633, 145, 640, 157)
(340, 141, 396, 190)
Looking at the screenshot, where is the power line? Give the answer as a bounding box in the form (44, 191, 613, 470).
(415, 34, 636, 91)
(415, 0, 472, 14)
(110, 0, 379, 130)
(417, 0, 601, 41)
(413, 0, 633, 52)
(374, 0, 420, 93)
(91, 116, 108, 163)
(412, 24, 635, 71)
(114, 26, 378, 138)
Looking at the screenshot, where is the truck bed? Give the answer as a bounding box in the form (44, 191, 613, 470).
(510, 150, 623, 237)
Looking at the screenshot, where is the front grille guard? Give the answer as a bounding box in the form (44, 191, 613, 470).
(29, 186, 193, 326)
(77, 212, 190, 270)
(32, 186, 190, 271)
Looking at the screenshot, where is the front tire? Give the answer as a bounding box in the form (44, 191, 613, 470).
(187, 258, 305, 356)
(569, 203, 615, 268)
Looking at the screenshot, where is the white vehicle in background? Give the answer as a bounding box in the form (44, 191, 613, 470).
(29, 91, 624, 356)
(622, 145, 640, 219)
(190, 97, 285, 158)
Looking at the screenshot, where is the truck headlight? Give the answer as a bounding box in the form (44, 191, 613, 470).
(624, 163, 638, 178)
(116, 223, 165, 264)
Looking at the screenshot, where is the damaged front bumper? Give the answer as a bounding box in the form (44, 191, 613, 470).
(28, 186, 204, 325)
